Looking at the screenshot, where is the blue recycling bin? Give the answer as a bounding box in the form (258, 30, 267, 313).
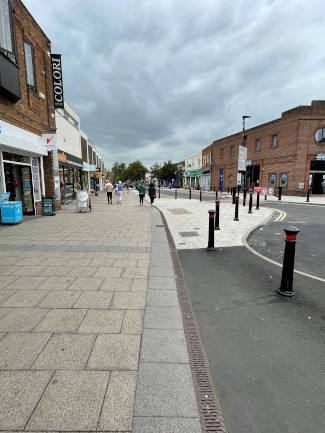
(1, 202, 23, 224)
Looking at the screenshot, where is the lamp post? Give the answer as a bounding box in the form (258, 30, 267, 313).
(242, 115, 251, 189)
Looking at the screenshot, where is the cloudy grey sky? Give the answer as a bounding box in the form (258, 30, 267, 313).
(24, 0, 325, 170)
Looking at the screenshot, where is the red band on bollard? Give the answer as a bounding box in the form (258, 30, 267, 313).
(235, 197, 239, 201)
(286, 235, 297, 241)
(216, 202, 220, 206)
(209, 214, 214, 218)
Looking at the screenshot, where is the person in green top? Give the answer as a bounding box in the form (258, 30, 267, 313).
(137, 181, 146, 206)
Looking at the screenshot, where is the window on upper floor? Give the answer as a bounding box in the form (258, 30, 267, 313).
(315, 127, 325, 144)
(271, 134, 278, 147)
(0, 0, 17, 63)
(23, 41, 36, 91)
(255, 139, 261, 150)
(203, 155, 206, 165)
(221, 149, 224, 158)
(230, 146, 234, 156)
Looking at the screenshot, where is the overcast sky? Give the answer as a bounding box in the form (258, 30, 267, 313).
(24, 0, 325, 170)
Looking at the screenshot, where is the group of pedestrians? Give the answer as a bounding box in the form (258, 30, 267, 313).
(104, 180, 157, 207)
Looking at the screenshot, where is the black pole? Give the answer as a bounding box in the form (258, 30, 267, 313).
(215, 199, 220, 230)
(278, 186, 282, 201)
(248, 192, 253, 214)
(200, 188, 202, 202)
(189, 188, 191, 200)
(216, 190, 218, 199)
(277, 226, 300, 297)
(243, 188, 247, 206)
(159, 186, 160, 199)
(306, 186, 310, 202)
(264, 193, 267, 200)
(234, 195, 239, 221)
(256, 191, 260, 210)
(175, 188, 177, 199)
(228, 186, 229, 194)
(232, 187, 236, 204)
(207, 210, 216, 251)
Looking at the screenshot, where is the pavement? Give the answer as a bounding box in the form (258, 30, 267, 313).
(0, 189, 323, 432)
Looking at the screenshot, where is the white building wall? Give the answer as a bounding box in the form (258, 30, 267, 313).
(55, 102, 81, 158)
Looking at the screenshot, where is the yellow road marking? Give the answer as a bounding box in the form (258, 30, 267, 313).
(274, 210, 286, 221)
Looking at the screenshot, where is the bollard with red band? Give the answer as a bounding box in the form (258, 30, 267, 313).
(277, 226, 300, 297)
(243, 188, 247, 207)
(232, 187, 236, 204)
(215, 199, 220, 230)
(216, 190, 218, 199)
(278, 186, 282, 201)
(248, 192, 253, 214)
(207, 210, 216, 251)
(200, 188, 202, 202)
(189, 188, 191, 200)
(256, 190, 260, 210)
(234, 195, 239, 221)
(306, 186, 310, 203)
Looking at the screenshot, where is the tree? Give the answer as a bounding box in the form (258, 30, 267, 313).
(111, 162, 126, 183)
(125, 160, 148, 182)
(150, 162, 161, 179)
(159, 160, 176, 182)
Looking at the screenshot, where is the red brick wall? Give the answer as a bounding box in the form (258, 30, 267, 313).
(210, 101, 325, 194)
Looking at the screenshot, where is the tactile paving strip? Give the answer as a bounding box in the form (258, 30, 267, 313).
(157, 210, 229, 433)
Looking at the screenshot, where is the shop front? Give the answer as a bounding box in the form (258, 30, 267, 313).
(0, 120, 46, 215)
(189, 170, 201, 188)
(309, 156, 325, 194)
(58, 150, 83, 204)
(201, 168, 211, 191)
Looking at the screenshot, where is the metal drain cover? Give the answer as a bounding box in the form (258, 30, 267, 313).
(180, 231, 198, 237)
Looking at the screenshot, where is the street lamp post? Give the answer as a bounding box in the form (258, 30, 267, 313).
(242, 115, 251, 188)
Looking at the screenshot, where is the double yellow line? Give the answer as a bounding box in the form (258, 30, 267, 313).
(274, 209, 286, 221)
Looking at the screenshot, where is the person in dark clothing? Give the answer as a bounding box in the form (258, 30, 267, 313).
(148, 183, 156, 206)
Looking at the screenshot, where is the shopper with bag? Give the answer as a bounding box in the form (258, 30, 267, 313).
(148, 183, 156, 206)
(137, 181, 146, 206)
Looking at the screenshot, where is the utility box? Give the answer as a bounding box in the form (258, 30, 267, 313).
(1, 202, 23, 224)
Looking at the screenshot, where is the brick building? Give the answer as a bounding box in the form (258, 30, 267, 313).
(209, 100, 325, 195)
(0, 0, 57, 214)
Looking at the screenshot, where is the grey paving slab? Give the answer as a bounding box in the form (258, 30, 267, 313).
(77, 309, 124, 333)
(31, 333, 96, 370)
(122, 267, 148, 279)
(68, 277, 104, 291)
(100, 277, 132, 291)
(134, 363, 198, 417)
(0, 256, 20, 265)
(0, 370, 52, 430)
(132, 416, 201, 433)
(129, 252, 150, 259)
(140, 329, 189, 363)
(34, 309, 86, 333)
(149, 267, 175, 277)
(15, 257, 47, 266)
(112, 258, 137, 268)
(37, 276, 77, 291)
(94, 267, 123, 278)
(1, 290, 47, 308)
(109, 246, 128, 253)
(131, 278, 147, 292)
(98, 371, 137, 431)
(26, 370, 110, 431)
(87, 245, 109, 252)
(41, 257, 68, 266)
(107, 252, 129, 259)
(111, 292, 146, 310)
(144, 306, 183, 329)
(146, 290, 179, 307)
(64, 258, 93, 267)
(0, 275, 19, 289)
(0, 265, 22, 275)
(137, 259, 150, 268)
(0, 332, 6, 340)
(121, 310, 144, 334)
(73, 291, 113, 309)
(3, 276, 47, 291)
(0, 308, 48, 332)
(0, 332, 51, 370)
(0, 308, 12, 320)
(67, 266, 99, 277)
(148, 276, 177, 290)
(127, 246, 148, 253)
(38, 290, 81, 308)
(87, 334, 141, 370)
(0, 290, 17, 305)
(38, 266, 70, 277)
(152, 245, 170, 252)
(12, 265, 46, 276)
(89, 258, 115, 267)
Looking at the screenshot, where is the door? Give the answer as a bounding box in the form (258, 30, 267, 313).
(219, 169, 224, 190)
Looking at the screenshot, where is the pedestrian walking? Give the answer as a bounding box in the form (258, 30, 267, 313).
(321, 178, 325, 194)
(148, 182, 156, 206)
(137, 181, 146, 206)
(105, 181, 113, 204)
(117, 181, 123, 204)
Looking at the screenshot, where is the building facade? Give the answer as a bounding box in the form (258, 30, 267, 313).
(201, 145, 213, 191)
(184, 151, 202, 188)
(0, 0, 56, 215)
(210, 101, 325, 195)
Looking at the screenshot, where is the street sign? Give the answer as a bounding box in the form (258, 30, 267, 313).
(238, 145, 247, 171)
(258, 187, 274, 195)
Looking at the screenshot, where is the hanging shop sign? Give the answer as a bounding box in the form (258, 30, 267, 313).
(316, 153, 325, 160)
(57, 150, 83, 169)
(51, 54, 64, 109)
(189, 170, 201, 177)
(238, 145, 247, 171)
(42, 134, 57, 151)
(90, 171, 101, 178)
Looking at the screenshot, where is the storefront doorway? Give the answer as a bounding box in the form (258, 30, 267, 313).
(4, 163, 35, 215)
(310, 160, 325, 194)
(246, 165, 260, 187)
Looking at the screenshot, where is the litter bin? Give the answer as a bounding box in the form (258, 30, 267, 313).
(42, 196, 56, 216)
(76, 191, 91, 212)
(1, 201, 23, 224)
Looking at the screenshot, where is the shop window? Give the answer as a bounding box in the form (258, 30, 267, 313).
(230, 146, 234, 156)
(255, 139, 261, 150)
(2, 151, 30, 163)
(315, 127, 325, 144)
(23, 41, 36, 91)
(221, 149, 224, 158)
(271, 134, 278, 147)
(0, 0, 17, 62)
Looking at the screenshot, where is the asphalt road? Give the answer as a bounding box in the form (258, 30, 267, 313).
(178, 246, 325, 433)
(249, 202, 325, 279)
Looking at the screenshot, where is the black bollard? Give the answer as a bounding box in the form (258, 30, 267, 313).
(256, 191, 260, 210)
(306, 186, 310, 203)
(207, 210, 216, 251)
(215, 199, 220, 230)
(243, 188, 247, 207)
(264, 193, 267, 200)
(214, 187, 216, 193)
(232, 187, 236, 204)
(277, 226, 300, 297)
(248, 192, 253, 214)
(159, 187, 160, 199)
(189, 188, 191, 200)
(216, 190, 218, 199)
(228, 186, 229, 194)
(234, 195, 239, 221)
(278, 186, 282, 201)
(200, 188, 202, 202)
(175, 188, 177, 199)
(220, 187, 223, 194)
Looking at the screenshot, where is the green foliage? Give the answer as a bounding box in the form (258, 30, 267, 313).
(159, 160, 176, 181)
(150, 162, 161, 179)
(125, 160, 148, 182)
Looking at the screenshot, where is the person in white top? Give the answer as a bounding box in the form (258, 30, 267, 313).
(105, 181, 113, 204)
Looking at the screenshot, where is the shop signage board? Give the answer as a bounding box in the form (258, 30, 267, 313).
(57, 150, 83, 169)
(42, 134, 57, 151)
(90, 171, 101, 178)
(316, 153, 325, 160)
(42, 196, 55, 216)
(51, 54, 64, 109)
(238, 146, 247, 171)
(31, 158, 41, 201)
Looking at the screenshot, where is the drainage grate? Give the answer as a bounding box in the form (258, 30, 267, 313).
(158, 210, 228, 433)
(180, 231, 199, 237)
(155, 225, 165, 227)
